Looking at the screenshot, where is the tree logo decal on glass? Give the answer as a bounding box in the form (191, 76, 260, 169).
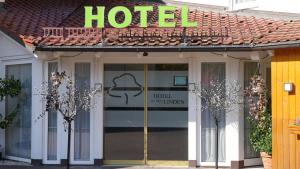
(108, 73, 143, 105)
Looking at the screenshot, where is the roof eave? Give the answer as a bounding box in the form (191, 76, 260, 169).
(34, 41, 300, 52)
(254, 41, 300, 50)
(35, 45, 249, 52)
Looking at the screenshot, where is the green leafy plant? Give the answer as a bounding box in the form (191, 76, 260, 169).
(0, 77, 21, 129)
(245, 74, 271, 155)
(0, 77, 22, 101)
(248, 98, 272, 155)
(0, 104, 19, 129)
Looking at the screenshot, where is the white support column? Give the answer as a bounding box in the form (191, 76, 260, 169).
(31, 58, 44, 164)
(188, 56, 197, 167)
(194, 57, 202, 167)
(225, 58, 244, 168)
(93, 55, 104, 164)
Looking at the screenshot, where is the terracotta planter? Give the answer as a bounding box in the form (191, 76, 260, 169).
(261, 152, 272, 169)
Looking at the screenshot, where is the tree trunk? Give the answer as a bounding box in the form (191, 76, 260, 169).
(67, 121, 71, 169)
(215, 119, 219, 169)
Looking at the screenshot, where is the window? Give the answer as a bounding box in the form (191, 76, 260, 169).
(244, 62, 260, 159)
(201, 63, 226, 162)
(47, 62, 58, 161)
(74, 63, 91, 161)
(5, 64, 32, 159)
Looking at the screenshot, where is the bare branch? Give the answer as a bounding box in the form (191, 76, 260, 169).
(36, 71, 98, 127)
(191, 80, 242, 122)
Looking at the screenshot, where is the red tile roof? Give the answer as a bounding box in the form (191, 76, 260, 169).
(256, 20, 300, 44)
(0, 0, 299, 49)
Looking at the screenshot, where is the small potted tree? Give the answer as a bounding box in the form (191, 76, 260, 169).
(39, 72, 97, 169)
(245, 75, 272, 169)
(191, 80, 242, 169)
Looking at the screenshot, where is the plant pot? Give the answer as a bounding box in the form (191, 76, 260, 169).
(260, 152, 272, 169)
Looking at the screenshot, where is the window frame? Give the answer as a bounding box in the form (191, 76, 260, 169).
(241, 60, 270, 166)
(194, 57, 230, 167)
(69, 58, 95, 165)
(2, 60, 33, 163)
(43, 61, 61, 165)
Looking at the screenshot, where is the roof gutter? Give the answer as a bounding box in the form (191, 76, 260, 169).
(253, 41, 300, 50)
(35, 41, 300, 52)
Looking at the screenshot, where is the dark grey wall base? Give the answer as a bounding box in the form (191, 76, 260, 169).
(189, 160, 197, 167)
(94, 159, 103, 166)
(31, 159, 43, 166)
(60, 159, 68, 166)
(231, 160, 244, 169)
(60, 159, 103, 166)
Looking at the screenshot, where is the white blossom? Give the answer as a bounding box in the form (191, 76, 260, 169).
(37, 71, 98, 129)
(191, 80, 242, 123)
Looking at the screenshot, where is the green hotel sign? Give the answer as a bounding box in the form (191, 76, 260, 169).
(84, 6, 198, 28)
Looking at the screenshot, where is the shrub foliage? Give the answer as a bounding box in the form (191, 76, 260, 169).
(0, 77, 21, 129)
(248, 100, 272, 155)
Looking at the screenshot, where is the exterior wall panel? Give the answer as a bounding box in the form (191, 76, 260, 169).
(272, 48, 300, 169)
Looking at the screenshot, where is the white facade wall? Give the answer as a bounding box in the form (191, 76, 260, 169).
(0, 31, 44, 163)
(39, 51, 266, 166)
(0, 30, 271, 167)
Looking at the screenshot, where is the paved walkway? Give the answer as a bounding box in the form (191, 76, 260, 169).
(0, 165, 264, 169)
(0, 166, 264, 169)
(0, 160, 263, 169)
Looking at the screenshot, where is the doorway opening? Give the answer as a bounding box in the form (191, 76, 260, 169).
(103, 64, 188, 166)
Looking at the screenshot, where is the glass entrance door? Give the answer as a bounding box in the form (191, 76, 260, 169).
(103, 64, 188, 166)
(147, 64, 188, 165)
(104, 64, 145, 164)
